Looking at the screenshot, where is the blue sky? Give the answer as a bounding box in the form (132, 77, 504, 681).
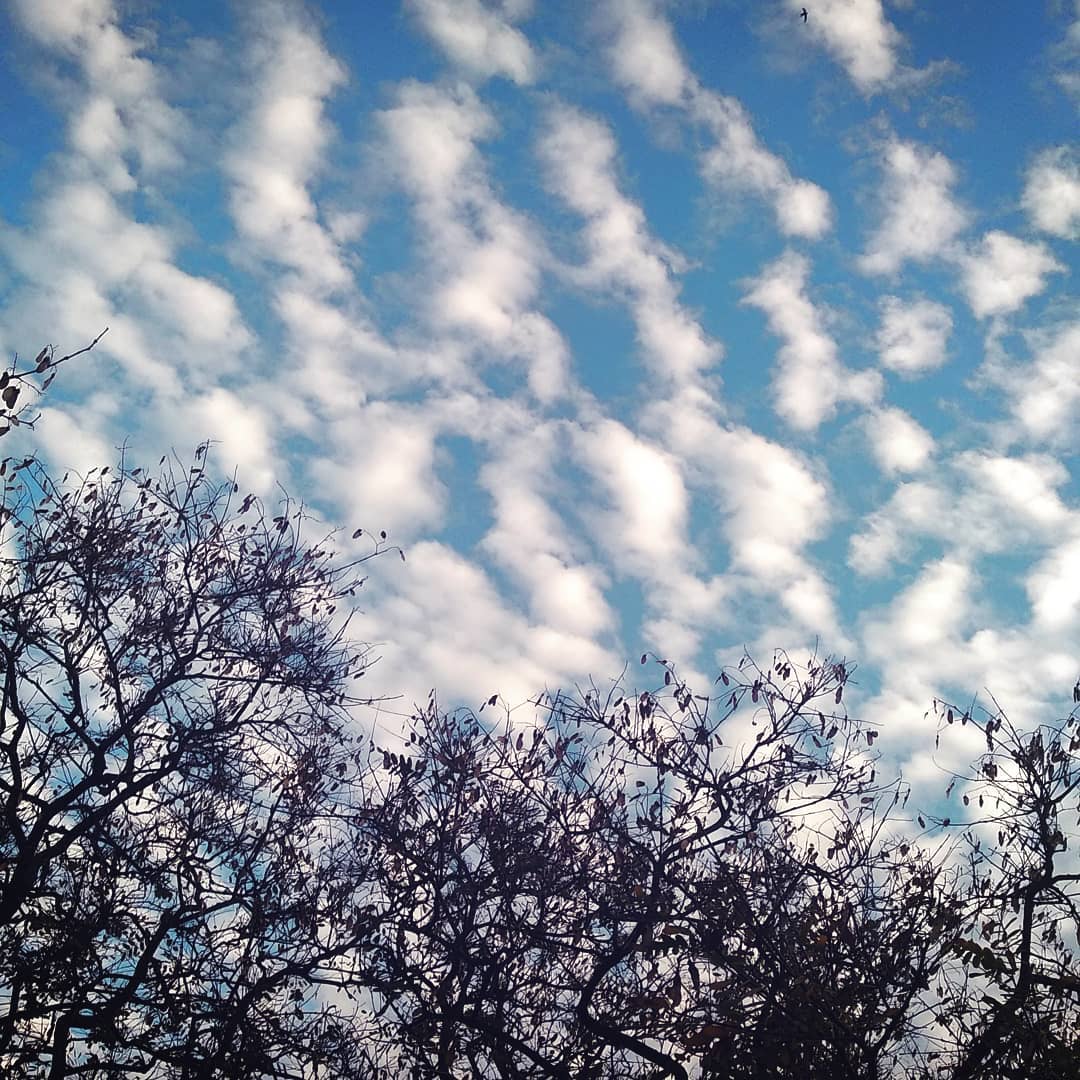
(1, 0, 1078, 796)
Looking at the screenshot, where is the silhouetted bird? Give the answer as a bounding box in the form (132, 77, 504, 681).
(801, 7, 808, 21)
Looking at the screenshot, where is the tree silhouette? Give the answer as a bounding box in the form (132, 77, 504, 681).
(363, 663, 1080, 1080)
(3, 338, 1078, 1078)
(0, 441, 391, 1078)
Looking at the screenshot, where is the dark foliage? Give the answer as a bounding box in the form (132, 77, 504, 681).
(0, 444, 391, 1078)
(3, 339, 1078, 1078)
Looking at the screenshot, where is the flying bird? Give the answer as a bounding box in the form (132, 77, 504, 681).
(800, 7, 808, 21)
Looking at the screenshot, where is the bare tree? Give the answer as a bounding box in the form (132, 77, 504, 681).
(0, 444, 392, 1078)
(362, 655, 929, 1078)
(5, 336, 1078, 1079)
(928, 694, 1080, 1080)
(363, 663, 1080, 1080)
(0, 331, 109, 440)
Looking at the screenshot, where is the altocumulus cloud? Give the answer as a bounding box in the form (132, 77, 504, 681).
(0, 0, 1076, 785)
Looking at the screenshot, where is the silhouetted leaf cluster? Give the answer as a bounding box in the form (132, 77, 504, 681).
(2, 339, 1078, 1078)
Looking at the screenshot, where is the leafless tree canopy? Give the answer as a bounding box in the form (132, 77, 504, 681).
(2, 341, 1079, 1079)
(0, 447, 388, 1078)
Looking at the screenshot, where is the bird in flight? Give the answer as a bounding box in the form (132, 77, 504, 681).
(800, 7, 808, 21)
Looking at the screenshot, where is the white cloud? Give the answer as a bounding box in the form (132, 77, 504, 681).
(599, 0, 832, 239)
(189, 389, 276, 495)
(858, 535, 1080, 770)
(864, 557, 972, 655)
(960, 231, 1064, 319)
(847, 480, 943, 576)
(271, 288, 405, 417)
(408, 0, 536, 84)
(573, 419, 690, 575)
(34, 404, 117, 479)
(1051, 1, 1080, 108)
(379, 82, 570, 401)
(1, 176, 250, 398)
(711, 427, 830, 578)
(711, 427, 842, 640)
(742, 251, 882, 430)
(538, 105, 721, 385)
(12, 0, 184, 188)
(353, 541, 619, 711)
(310, 400, 450, 541)
(694, 93, 833, 239)
(783, 0, 903, 93)
(876, 296, 952, 376)
(1022, 147, 1080, 239)
(849, 451, 1072, 576)
(860, 138, 969, 275)
(650, 393, 845, 645)
(863, 406, 935, 475)
(599, 0, 688, 107)
(479, 420, 615, 640)
(0, 1, 249, 410)
(1026, 529, 1080, 632)
(226, 6, 351, 292)
(1000, 319, 1080, 446)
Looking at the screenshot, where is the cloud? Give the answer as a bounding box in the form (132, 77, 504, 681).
(849, 450, 1072, 576)
(864, 557, 972, 655)
(1, 161, 249, 407)
(12, 0, 184, 190)
(598, 0, 688, 107)
(378, 82, 569, 401)
(408, 0, 537, 84)
(863, 406, 935, 475)
(225, 5, 351, 292)
(693, 94, 834, 239)
(309, 400, 451, 542)
(353, 541, 619, 712)
(2, 0, 249, 410)
(859, 137, 969, 275)
(598, 0, 832, 239)
(989, 318, 1080, 447)
(859, 537, 1080, 767)
(960, 231, 1064, 319)
(538, 105, 721, 385)
(649, 393, 845, 646)
(573, 418, 690, 575)
(1022, 147, 1080, 239)
(571, 408, 733, 668)
(189, 388, 277, 494)
(783, 0, 903, 93)
(1050, 0, 1080, 107)
(479, 420, 615, 641)
(710, 426, 843, 640)
(1026, 528, 1080, 632)
(742, 251, 883, 431)
(875, 296, 953, 376)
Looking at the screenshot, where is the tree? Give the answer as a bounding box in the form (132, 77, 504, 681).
(5, 336, 1078, 1078)
(0, 330, 109, 440)
(363, 656, 912, 1077)
(929, 694, 1080, 1080)
(0, 443, 392, 1078)
(362, 664, 1080, 1080)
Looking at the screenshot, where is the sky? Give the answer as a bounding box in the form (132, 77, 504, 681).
(0, 0, 1077, 796)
